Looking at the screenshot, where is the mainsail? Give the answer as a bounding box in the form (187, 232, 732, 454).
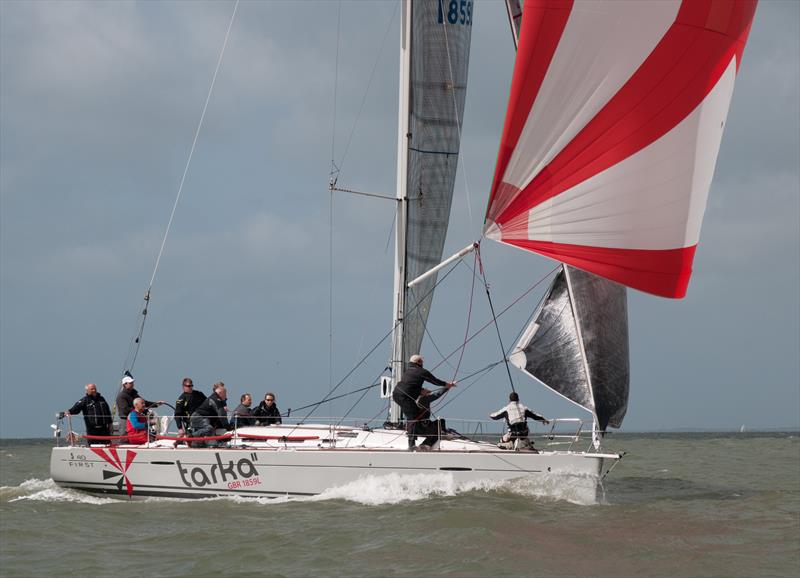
(486, 0, 758, 298)
(397, 0, 473, 362)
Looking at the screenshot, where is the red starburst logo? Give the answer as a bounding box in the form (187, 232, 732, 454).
(91, 447, 138, 497)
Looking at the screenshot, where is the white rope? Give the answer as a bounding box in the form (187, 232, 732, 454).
(147, 0, 239, 289)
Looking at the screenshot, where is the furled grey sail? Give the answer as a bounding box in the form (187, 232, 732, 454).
(509, 267, 629, 431)
(402, 0, 472, 361)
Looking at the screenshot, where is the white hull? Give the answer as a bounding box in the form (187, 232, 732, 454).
(50, 425, 618, 500)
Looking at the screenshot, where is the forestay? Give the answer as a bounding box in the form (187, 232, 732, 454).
(485, 0, 758, 298)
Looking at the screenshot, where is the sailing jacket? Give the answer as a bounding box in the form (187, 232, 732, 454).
(393, 362, 448, 402)
(116, 387, 158, 420)
(252, 402, 282, 425)
(232, 404, 256, 427)
(490, 402, 547, 435)
(174, 389, 207, 430)
(126, 410, 149, 444)
(190, 393, 231, 431)
(66, 393, 112, 430)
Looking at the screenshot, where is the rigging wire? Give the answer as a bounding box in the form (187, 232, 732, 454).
(288, 382, 379, 415)
(428, 264, 560, 375)
(124, 0, 239, 373)
(475, 244, 516, 393)
(434, 360, 504, 413)
(123, 291, 150, 371)
(330, 0, 341, 178)
(292, 260, 463, 430)
(329, 0, 342, 419)
(333, 1, 400, 179)
(370, 358, 503, 429)
(504, 267, 560, 356)
(307, 260, 557, 428)
(336, 372, 384, 428)
(451, 249, 479, 381)
(326, 1, 397, 414)
(286, 260, 556, 437)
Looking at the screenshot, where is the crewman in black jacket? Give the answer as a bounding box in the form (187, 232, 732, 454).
(61, 383, 113, 442)
(174, 377, 206, 435)
(189, 381, 232, 447)
(392, 354, 456, 450)
(252, 392, 282, 425)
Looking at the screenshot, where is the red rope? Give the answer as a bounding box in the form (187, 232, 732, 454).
(430, 265, 559, 374)
(83, 433, 319, 443)
(451, 250, 478, 381)
(237, 434, 319, 441)
(156, 433, 233, 442)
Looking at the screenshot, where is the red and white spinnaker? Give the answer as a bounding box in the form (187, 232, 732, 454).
(485, 0, 757, 297)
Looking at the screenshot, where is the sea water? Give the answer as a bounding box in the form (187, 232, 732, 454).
(1, 433, 798, 577)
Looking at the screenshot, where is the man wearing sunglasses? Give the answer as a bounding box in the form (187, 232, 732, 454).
(174, 377, 206, 436)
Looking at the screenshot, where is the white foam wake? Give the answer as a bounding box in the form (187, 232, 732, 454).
(313, 473, 463, 505)
(299, 472, 600, 506)
(1, 478, 117, 504)
(500, 472, 603, 506)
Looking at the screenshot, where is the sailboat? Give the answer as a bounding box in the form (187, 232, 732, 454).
(50, 0, 756, 500)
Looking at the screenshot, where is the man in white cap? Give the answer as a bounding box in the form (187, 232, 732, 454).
(391, 354, 456, 450)
(115, 374, 164, 435)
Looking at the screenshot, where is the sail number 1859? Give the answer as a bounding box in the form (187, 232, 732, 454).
(438, 0, 473, 26)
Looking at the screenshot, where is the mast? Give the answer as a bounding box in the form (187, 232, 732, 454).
(389, 0, 413, 422)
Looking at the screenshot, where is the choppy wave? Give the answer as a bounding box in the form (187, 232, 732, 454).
(499, 472, 604, 505)
(1, 478, 117, 504)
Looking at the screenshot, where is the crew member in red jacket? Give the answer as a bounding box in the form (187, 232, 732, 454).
(126, 398, 149, 445)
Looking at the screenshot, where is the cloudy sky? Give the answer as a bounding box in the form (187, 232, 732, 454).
(1, 0, 798, 438)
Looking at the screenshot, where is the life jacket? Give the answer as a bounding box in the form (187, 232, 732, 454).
(126, 411, 148, 444)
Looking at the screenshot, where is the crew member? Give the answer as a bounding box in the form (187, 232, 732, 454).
(414, 385, 453, 451)
(61, 383, 113, 443)
(189, 381, 232, 447)
(253, 392, 282, 425)
(490, 391, 550, 450)
(115, 374, 163, 434)
(174, 377, 206, 435)
(233, 393, 256, 427)
(392, 354, 456, 450)
(126, 397, 150, 445)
